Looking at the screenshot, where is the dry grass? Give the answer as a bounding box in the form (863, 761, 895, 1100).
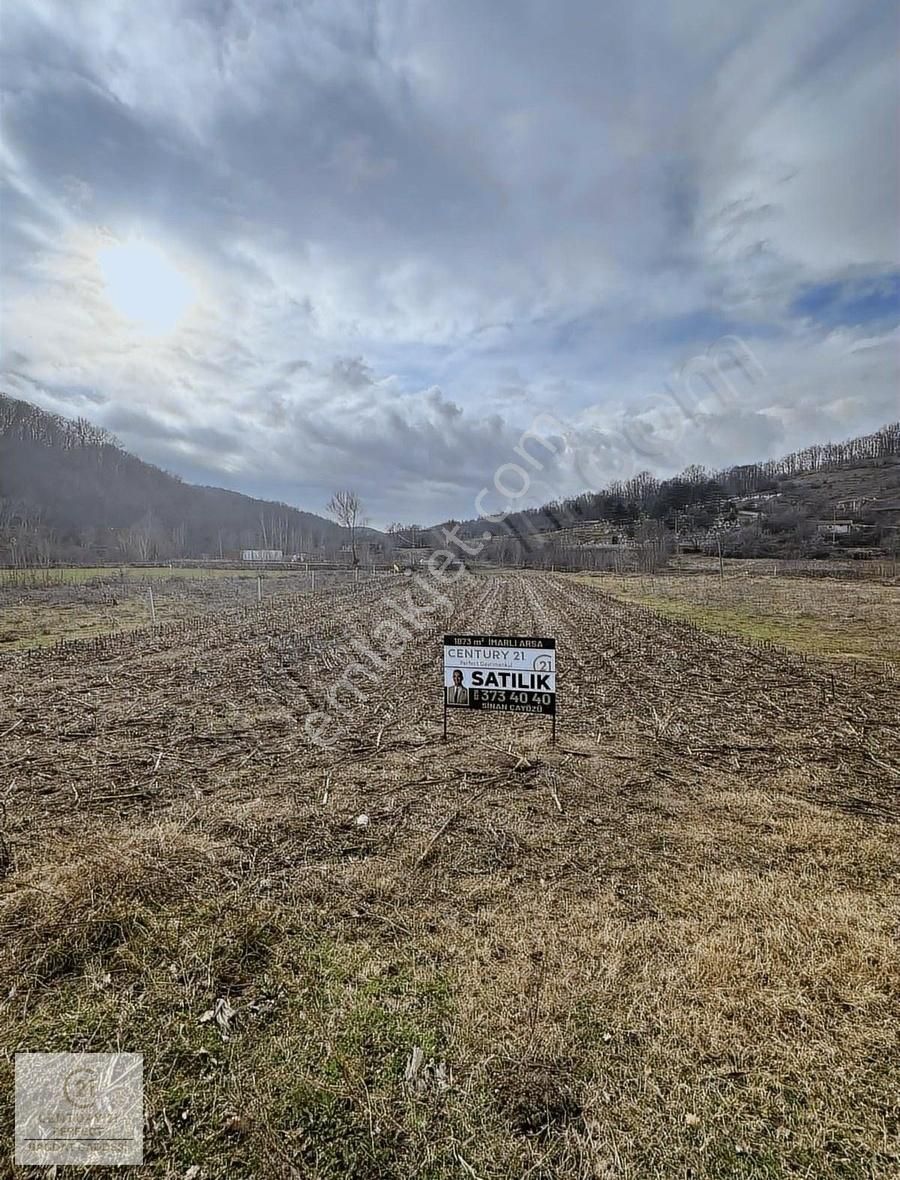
(0, 822, 234, 983)
(1, 572, 898, 1177)
(585, 571, 900, 665)
(0, 567, 368, 651)
(0, 566, 305, 588)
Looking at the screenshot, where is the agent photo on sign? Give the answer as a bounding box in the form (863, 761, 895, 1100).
(446, 668, 469, 706)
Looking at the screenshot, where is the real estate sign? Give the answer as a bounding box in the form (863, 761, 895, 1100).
(443, 634, 556, 716)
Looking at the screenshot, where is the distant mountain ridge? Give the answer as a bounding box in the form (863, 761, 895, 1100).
(0, 393, 376, 563)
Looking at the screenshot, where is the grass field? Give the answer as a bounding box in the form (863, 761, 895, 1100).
(0, 565, 303, 587)
(0, 568, 365, 652)
(1, 571, 897, 1177)
(585, 572, 900, 665)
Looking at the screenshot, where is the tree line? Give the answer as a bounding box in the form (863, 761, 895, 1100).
(2, 390, 897, 566)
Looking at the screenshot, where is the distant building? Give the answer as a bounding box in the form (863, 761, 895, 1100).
(393, 546, 432, 560)
(242, 549, 284, 561)
(533, 520, 622, 547)
(814, 520, 855, 537)
(736, 492, 777, 505)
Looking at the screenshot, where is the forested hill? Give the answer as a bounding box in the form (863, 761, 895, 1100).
(0, 394, 351, 563)
(430, 422, 900, 547)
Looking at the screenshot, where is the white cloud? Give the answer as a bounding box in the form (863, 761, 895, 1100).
(1, 0, 897, 523)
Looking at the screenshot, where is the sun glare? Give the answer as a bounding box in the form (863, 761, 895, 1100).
(97, 239, 195, 334)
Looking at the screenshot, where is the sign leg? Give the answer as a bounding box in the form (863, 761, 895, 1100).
(442, 695, 448, 742)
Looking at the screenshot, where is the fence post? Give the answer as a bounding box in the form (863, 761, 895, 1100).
(148, 585, 156, 625)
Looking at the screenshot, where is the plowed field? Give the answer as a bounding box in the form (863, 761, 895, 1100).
(2, 571, 897, 1178)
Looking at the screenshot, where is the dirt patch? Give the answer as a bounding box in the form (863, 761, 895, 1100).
(496, 1059, 585, 1140)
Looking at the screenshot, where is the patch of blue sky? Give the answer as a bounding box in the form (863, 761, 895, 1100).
(791, 271, 900, 328)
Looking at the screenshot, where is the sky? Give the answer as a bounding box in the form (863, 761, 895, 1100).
(1, 0, 898, 527)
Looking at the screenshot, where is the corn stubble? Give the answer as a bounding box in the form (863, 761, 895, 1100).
(0, 571, 897, 1178)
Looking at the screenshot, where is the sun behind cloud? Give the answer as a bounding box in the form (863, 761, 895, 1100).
(97, 238, 195, 334)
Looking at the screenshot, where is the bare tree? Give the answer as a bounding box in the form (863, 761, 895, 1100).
(326, 489, 365, 565)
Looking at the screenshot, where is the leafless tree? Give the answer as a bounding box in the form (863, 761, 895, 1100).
(326, 489, 365, 565)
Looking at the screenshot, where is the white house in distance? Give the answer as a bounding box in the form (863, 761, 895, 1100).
(814, 520, 856, 538)
(242, 549, 284, 561)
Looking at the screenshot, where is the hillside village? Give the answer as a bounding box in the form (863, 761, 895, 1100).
(458, 426, 900, 569)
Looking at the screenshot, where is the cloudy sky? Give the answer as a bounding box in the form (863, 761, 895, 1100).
(1, 0, 898, 526)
